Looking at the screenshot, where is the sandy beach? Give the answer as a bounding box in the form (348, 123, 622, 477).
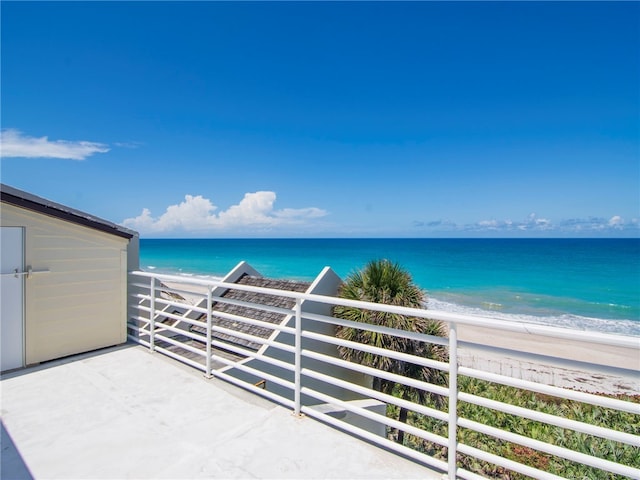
(158, 281, 639, 395)
(457, 324, 639, 395)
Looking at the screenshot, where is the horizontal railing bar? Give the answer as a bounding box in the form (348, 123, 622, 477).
(128, 327, 150, 337)
(206, 309, 296, 336)
(130, 270, 640, 349)
(457, 340, 637, 379)
(149, 308, 295, 341)
(127, 335, 150, 348)
(207, 353, 295, 391)
(132, 271, 436, 319)
(302, 349, 449, 398)
(210, 295, 297, 319)
(153, 333, 207, 358)
(140, 316, 292, 364)
(303, 310, 450, 347)
(302, 367, 449, 423)
(302, 386, 448, 447)
(301, 404, 449, 473)
(126, 321, 145, 331)
(455, 470, 490, 480)
(213, 336, 294, 360)
(130, 291, 151, 301)
(139, 309, 294, 343)
(156, 288, 206, 300)
(150, 284, 193, 298)
(129, 280, 152, 287)
(154, 311, 206, 328)
(130, 270, 639, 480)
(128, 313, 150, 322)
(153, 296, 206, 313)
(131, 274, 298, 318)
(209, 340, 295, 373)
(209, 368, 295, 410)
(127, 326, 150, 338)
(456, 443, 565, 480)
(127, 333, 150, 342)
(153, 345, 207, 372)
(210, 324, 295, 353)
(458, 392, 640, 446)
(135, 304, 152, 314)
(458, 417, 640, 478)
(302, 329, 450, 372)
(131, 294, 208, 316)
(159, 302, 208, 316)
(128, 271, 240, 287)
(459, 366, 640, 414)
(153, 283, 209, 297)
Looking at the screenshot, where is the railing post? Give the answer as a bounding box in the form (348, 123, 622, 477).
(149, 277, 156, 353)
(205, 286, 213, 379)
(294, 298, 302, 416)
(448, 322, 458, 479)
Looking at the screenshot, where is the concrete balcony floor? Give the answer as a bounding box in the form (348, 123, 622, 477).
(1, 344, 441, 479)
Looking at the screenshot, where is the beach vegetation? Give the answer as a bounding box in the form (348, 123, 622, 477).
(331, 259, 638, 477)
(405, 376, 640, 479)
(333, 259, 448, 444)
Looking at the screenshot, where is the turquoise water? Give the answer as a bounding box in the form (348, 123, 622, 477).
(139, 238, 640, 335)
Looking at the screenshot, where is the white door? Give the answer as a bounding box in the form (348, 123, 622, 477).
(1, 227, 25, 371)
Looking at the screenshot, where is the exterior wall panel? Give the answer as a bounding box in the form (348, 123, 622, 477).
(1, 203, 128, 365)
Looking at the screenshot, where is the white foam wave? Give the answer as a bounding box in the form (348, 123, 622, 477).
(172, 271, 225, 282)
(139, 265, 639, 336)
(427, 297, 640, 336)
(141, 266, 223, 283)
(191, 273, 224, 282)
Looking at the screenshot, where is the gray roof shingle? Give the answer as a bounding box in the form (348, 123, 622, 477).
(192, 274, 311, 351)
(1, 183, 137, 239)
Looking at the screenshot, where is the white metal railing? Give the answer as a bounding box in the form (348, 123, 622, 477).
(127, 271, 640, 480)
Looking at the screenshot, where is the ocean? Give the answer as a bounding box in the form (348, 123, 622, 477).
(139, 238, 640, 336)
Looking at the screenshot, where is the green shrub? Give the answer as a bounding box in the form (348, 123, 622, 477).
(395, 376, 639, 479)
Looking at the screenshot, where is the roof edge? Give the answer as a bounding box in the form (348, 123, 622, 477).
(1, 184, 138, 240)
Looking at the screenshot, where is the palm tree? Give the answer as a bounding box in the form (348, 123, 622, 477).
(333, 259, 448, 445)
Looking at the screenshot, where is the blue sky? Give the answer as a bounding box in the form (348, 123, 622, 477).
(1, 1, 638, 238)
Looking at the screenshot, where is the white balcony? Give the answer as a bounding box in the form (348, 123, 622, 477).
(2, 268, 638, 480)
(1, 345, 435, 479)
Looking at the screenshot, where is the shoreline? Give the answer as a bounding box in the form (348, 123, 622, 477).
(158, 280, 639, 395)
(147, 268, 640, 335)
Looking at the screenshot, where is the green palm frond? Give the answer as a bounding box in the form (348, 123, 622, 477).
(333, 259, 448, 384)
(332, 259, 449, 445)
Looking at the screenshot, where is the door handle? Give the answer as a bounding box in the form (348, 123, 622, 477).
(25, 267, 50, 278)
(0, 268, 28, 278)
(0, 267, 50, 278)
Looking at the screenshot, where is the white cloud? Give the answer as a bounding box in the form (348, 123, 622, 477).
(122, 191, 328, 234)
(526, 213, 541, 224)
(608, 215, 624, 229)
(217, 192, 276, 226)
(415, 213, 639, 235)
(274, 207, 327, 219)
(472, 213, 557, 232)
(524, 213, 552, 230)
(477, 219, 500, 229)
(0, 129, 109, 160)
(114, 141, 143, 149)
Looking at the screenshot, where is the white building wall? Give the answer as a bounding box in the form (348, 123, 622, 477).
(1, 203, 130, 365)
(221, 263, 371, 405)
